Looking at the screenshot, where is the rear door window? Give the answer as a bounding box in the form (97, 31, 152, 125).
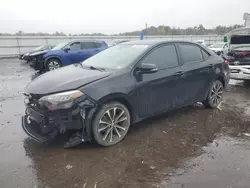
(179, 44, 204, 64)
(81, 42, 97, 49)
(141, 44, 179, 70)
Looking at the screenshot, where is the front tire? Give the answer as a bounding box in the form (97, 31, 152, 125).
(45, 58, 62, 71)
(92, 102, 131, 147)
(203, 80, 223, 108)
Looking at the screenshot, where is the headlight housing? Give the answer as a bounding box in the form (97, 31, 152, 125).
(39, 90, 84, 110)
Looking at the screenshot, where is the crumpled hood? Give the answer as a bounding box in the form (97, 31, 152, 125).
(43, 50, 63, 58)
(24, 64, 112, 95)
(30, 50, 49, 57)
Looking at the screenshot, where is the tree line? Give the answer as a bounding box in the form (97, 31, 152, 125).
(0, 24, 243, 36)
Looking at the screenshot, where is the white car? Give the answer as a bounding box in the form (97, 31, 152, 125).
(196, 40, 207, 46)
(209, 42, 228, 55)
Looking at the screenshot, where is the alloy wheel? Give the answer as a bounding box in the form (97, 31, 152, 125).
(98, 107, 129, 143)
(48, 61, 60, 70)
(210, 81, 223, 106)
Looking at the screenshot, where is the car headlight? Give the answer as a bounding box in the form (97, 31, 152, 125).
(24, 53, 30, 56)
(39, 90, 84, 110)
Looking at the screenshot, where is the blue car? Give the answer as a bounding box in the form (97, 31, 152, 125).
(31, 40, 108, 72)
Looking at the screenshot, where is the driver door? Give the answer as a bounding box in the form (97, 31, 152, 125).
(133, 44, 185, 118)
(63, 42, 82, 64)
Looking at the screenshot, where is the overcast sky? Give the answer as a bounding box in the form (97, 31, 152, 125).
(0, 0, 249, 34)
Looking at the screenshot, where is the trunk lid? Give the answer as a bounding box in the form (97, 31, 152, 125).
(227, 35, 250, 65)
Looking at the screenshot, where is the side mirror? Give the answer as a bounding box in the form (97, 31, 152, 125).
(64, 47, 70, 52)
(140, 63, 158, 74)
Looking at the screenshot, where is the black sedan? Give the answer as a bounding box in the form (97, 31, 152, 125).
(22, 40, 230, 148)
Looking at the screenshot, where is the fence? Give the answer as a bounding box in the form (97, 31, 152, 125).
(0, 35, 224, 57)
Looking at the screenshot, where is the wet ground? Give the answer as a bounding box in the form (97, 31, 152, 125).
(0, 59, 250, 188)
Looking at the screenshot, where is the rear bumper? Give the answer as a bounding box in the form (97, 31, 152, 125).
(230, 73, 250, 80)
(229, 65, 250, 80)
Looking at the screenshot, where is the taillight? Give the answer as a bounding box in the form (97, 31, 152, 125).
(224, 60, 229, 66)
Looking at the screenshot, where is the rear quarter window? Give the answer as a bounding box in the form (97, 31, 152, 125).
(201, 49, 210, 60)
(179, 44, 204, 63)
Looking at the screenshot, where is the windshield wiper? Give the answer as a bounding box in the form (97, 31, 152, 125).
(88, 66, 105, 72)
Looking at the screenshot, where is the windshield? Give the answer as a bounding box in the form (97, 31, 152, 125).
(52, 42, 69, 50)
(231, 36, 250, 44)
(210, 43, 225, 48)
(82, 44, 149, 69)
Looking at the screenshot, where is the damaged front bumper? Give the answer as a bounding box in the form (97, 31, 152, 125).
(22, 96, 96, 144)
(29, 56, 45, 71)
(22, 115, 57, 143)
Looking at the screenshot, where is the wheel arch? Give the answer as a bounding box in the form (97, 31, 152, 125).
(44, 56, 62, 67)
(204, 74, 226, 101)
(96, 93, 135, 123)
(216, 74, 225, 88)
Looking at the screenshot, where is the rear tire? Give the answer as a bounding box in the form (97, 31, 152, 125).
(45, 58, 62, 71)
(92, 102, 131, 147)
(202, 80, 223, 108)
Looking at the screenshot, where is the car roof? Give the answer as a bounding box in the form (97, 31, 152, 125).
(124, 40, 201, 46)
(70, 39, 106, 43)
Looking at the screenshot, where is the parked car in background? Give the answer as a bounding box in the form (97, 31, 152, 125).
(22, 40, 229, 148)
(209, 42, 228, 56)
(31, 40, 108, 72)
(19, 45, 54, 62)
(226, 35, 250, 81)
(197, 40, 207, 46)
(108, 40, 130, 47)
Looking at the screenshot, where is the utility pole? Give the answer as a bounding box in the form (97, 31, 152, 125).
(145, 23, 148, 38)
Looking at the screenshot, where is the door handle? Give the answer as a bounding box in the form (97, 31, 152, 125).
(208, 64, 214, 68)
(174, 71, 184, 77)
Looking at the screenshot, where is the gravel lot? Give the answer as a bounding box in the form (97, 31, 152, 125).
(0, 59, 250, 188)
